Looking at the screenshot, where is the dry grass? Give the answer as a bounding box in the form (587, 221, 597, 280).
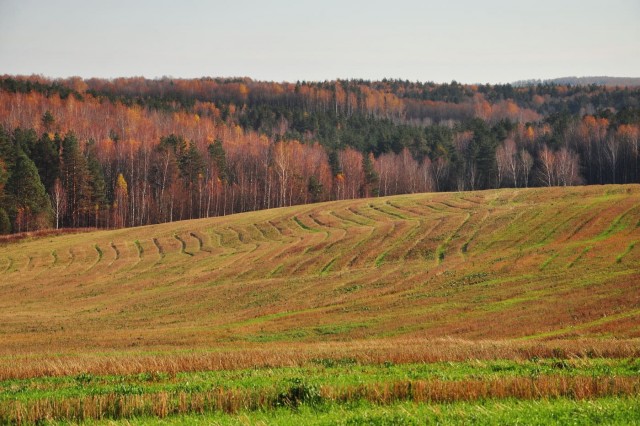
(1, 338, 639, 381)
(0, 185, 638, 359)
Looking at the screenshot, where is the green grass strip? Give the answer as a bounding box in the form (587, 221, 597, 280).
(567, 246, 591, 268)
(616, 241, 636, 264)
(320, 258, 337, 275)
(293, 216, 318, 232)
(94, 244, 103, 261)
(133, 240, 143, 258)
(540, 252, 559, 271)
(375, 251, 387, 267)
(101, 397, 640, 426)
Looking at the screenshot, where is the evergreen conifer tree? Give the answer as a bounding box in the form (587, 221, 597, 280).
(7, 150, 53, 231)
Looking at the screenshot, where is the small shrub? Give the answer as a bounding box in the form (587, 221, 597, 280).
(276, 378, 322, 408)
(137, 372, 153, 381)
(312, 357, 357, 368)
(551, 359, 571, 370)
(113, 383, 144, 395)
(75, 372, 94, 384)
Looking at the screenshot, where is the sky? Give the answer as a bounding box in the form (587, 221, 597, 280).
(0, 0, 638, 84)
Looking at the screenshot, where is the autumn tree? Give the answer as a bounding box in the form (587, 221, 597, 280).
(339, 148, 364, 200)
(519, 148, 533, 188)
(555, 148, 581, 186)
(538, 145, 556, 187)
(272, 141, 291, 207)
(431, 156, 449, 192)
(418, 157, 434, 193)
(113, 173, 128, 228)
(579, 116, 609, 184)
(374, 152, 393, 196)
(616, 124, 640, 181)
(399, 148, 421, 193)
(50, 177, 66, 229)
(604, 136, 619, 184)
(495, 139, 518, 187)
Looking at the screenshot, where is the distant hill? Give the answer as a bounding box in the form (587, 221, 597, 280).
(514, 76, 640, 87)
(549, 77, 640, 87)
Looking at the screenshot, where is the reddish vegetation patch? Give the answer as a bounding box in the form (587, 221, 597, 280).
(0, 228, 97, 245)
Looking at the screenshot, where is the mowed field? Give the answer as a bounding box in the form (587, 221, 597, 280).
(1, 185, 640, 424)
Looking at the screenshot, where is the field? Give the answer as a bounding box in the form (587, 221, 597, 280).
(1, 185, 639, 424)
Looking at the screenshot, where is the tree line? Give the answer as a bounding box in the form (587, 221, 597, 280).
(0, 75, 639, 233)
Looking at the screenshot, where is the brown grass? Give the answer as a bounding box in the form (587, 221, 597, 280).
(1, 338, 639, 381)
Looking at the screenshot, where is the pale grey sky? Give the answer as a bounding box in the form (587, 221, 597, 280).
(0, 0, 638, 83)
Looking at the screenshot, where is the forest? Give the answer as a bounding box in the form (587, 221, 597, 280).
(0, 75, 639, 233)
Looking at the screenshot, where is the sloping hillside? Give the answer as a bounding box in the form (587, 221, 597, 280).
(1, 185, 639, 355)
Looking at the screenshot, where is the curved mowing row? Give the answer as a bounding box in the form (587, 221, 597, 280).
(1, 188, 639, 283)
(0, 186, 639, 348)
